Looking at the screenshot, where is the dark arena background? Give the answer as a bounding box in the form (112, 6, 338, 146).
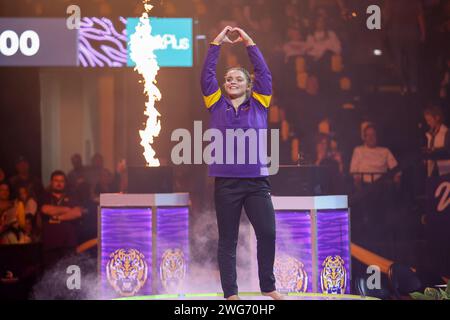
(0, 0, 449, 304)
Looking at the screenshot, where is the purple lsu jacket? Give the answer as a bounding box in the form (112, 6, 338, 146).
(201, 43, 272, 178)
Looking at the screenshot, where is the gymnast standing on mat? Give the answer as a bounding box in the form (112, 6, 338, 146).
(201, 26, 283, 300)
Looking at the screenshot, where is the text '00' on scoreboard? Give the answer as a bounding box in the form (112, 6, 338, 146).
(0, 17, 193, 67)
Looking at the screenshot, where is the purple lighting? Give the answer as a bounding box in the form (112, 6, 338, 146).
(317, 210, 351, 294)
(100, 207, 153, 298)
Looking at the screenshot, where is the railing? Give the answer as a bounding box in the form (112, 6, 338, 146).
(350, 172, 391, 184)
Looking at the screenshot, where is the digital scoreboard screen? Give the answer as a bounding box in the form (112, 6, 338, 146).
(0, 17, 193, 67)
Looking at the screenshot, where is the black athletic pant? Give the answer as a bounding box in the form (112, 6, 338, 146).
(214, 177, 276, 298)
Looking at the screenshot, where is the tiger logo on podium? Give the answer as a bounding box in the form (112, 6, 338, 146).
(106, 248, 148, 296)
(273, 254, 308, 292)
(320, 255, 347, 294)
(160, 248, 186, 293)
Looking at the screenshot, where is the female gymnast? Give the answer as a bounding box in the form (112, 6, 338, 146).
(201, 26, 283, 300)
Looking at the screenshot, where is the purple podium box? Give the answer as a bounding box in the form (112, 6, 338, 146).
(260, 196, 351, 294)
(99, 193, 190, 298)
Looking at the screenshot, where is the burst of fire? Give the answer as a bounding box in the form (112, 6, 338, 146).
(129, 0, 161, 167)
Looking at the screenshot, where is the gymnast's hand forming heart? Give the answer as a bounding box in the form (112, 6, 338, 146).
(213, 26, 255, 46)
(229, 27, 255, 46)
(213, 26, 234, 45)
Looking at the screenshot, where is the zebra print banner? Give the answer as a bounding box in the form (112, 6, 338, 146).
(78, 17, 128, 67)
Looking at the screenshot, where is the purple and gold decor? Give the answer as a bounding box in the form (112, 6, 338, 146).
(101, 208, 152, 297)
(156, 207, 189, 294)
(317, 210, 351, 294)
(271, 196, 351, 294)
(274, 211, 312, 292)
(99, 193, 190, 298)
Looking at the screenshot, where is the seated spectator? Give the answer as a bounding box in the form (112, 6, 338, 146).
(16, 186, 37, 216)
(84, 153, 112, 196)
(23, 213, 40, 243)
(39, 170, 83, 268)
(350, 125, 400, 185)
(0, 213, 30, 245)
(67, 153, 88, 193)
(314, 133, 344, 174)
(0, 183, 30, 244)
(0, 183, 23, 233)
(282, 27, 307, 62)
(93, 168, 115, 201)
(9, 156, 43, 199)
(305, 16, 341, 62)
(304, 16, 342, 95)
(423, 106, 450, 177)
(0, 182, 12, 216)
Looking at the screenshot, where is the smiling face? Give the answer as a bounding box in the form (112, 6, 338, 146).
(224, 69, 251, 99)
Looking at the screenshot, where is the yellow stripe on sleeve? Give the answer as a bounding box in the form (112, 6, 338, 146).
(203, 88, 222, 109)
(252, 91, 272, 108)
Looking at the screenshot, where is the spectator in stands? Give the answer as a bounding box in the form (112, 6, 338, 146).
(9, 156, 43, 200)
(0, 210, 30, 245)
(423, 106, 450, 177)
(0, 182, 14, 234)
(85, 153, 112, 193)
(15, 186, 37, 217)
(39, 170, 83, 267)
(114, 159, 128, 194)
(305, 16, 342, 62)
(67, 153, 87, 193)
(305, 16, 341, 94)
(93, 168, 115, 202)
(0, 182, 30, 244)
(23, 213, 40, 243)
(350, 124, 400, 186)
(314, 133, 344, 174)
(282, 27, 307, 62)
(0, 182, 11, 211)
(384, 0, 426, 94)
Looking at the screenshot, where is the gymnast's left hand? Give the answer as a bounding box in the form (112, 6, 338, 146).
(231, 27, 255, 47)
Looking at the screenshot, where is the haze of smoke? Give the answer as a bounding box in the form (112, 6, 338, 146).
(183, 207, 260, 295)
(31, 252, 107, 300)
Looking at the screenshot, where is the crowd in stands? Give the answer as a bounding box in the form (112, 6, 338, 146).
(197, 0, 450, 186)
(0, 154, 127, 271)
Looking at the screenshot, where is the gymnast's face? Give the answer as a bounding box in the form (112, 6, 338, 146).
(224, 70, 250, 99)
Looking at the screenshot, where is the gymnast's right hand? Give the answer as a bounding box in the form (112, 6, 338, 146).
(213, 26, 234, 45)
